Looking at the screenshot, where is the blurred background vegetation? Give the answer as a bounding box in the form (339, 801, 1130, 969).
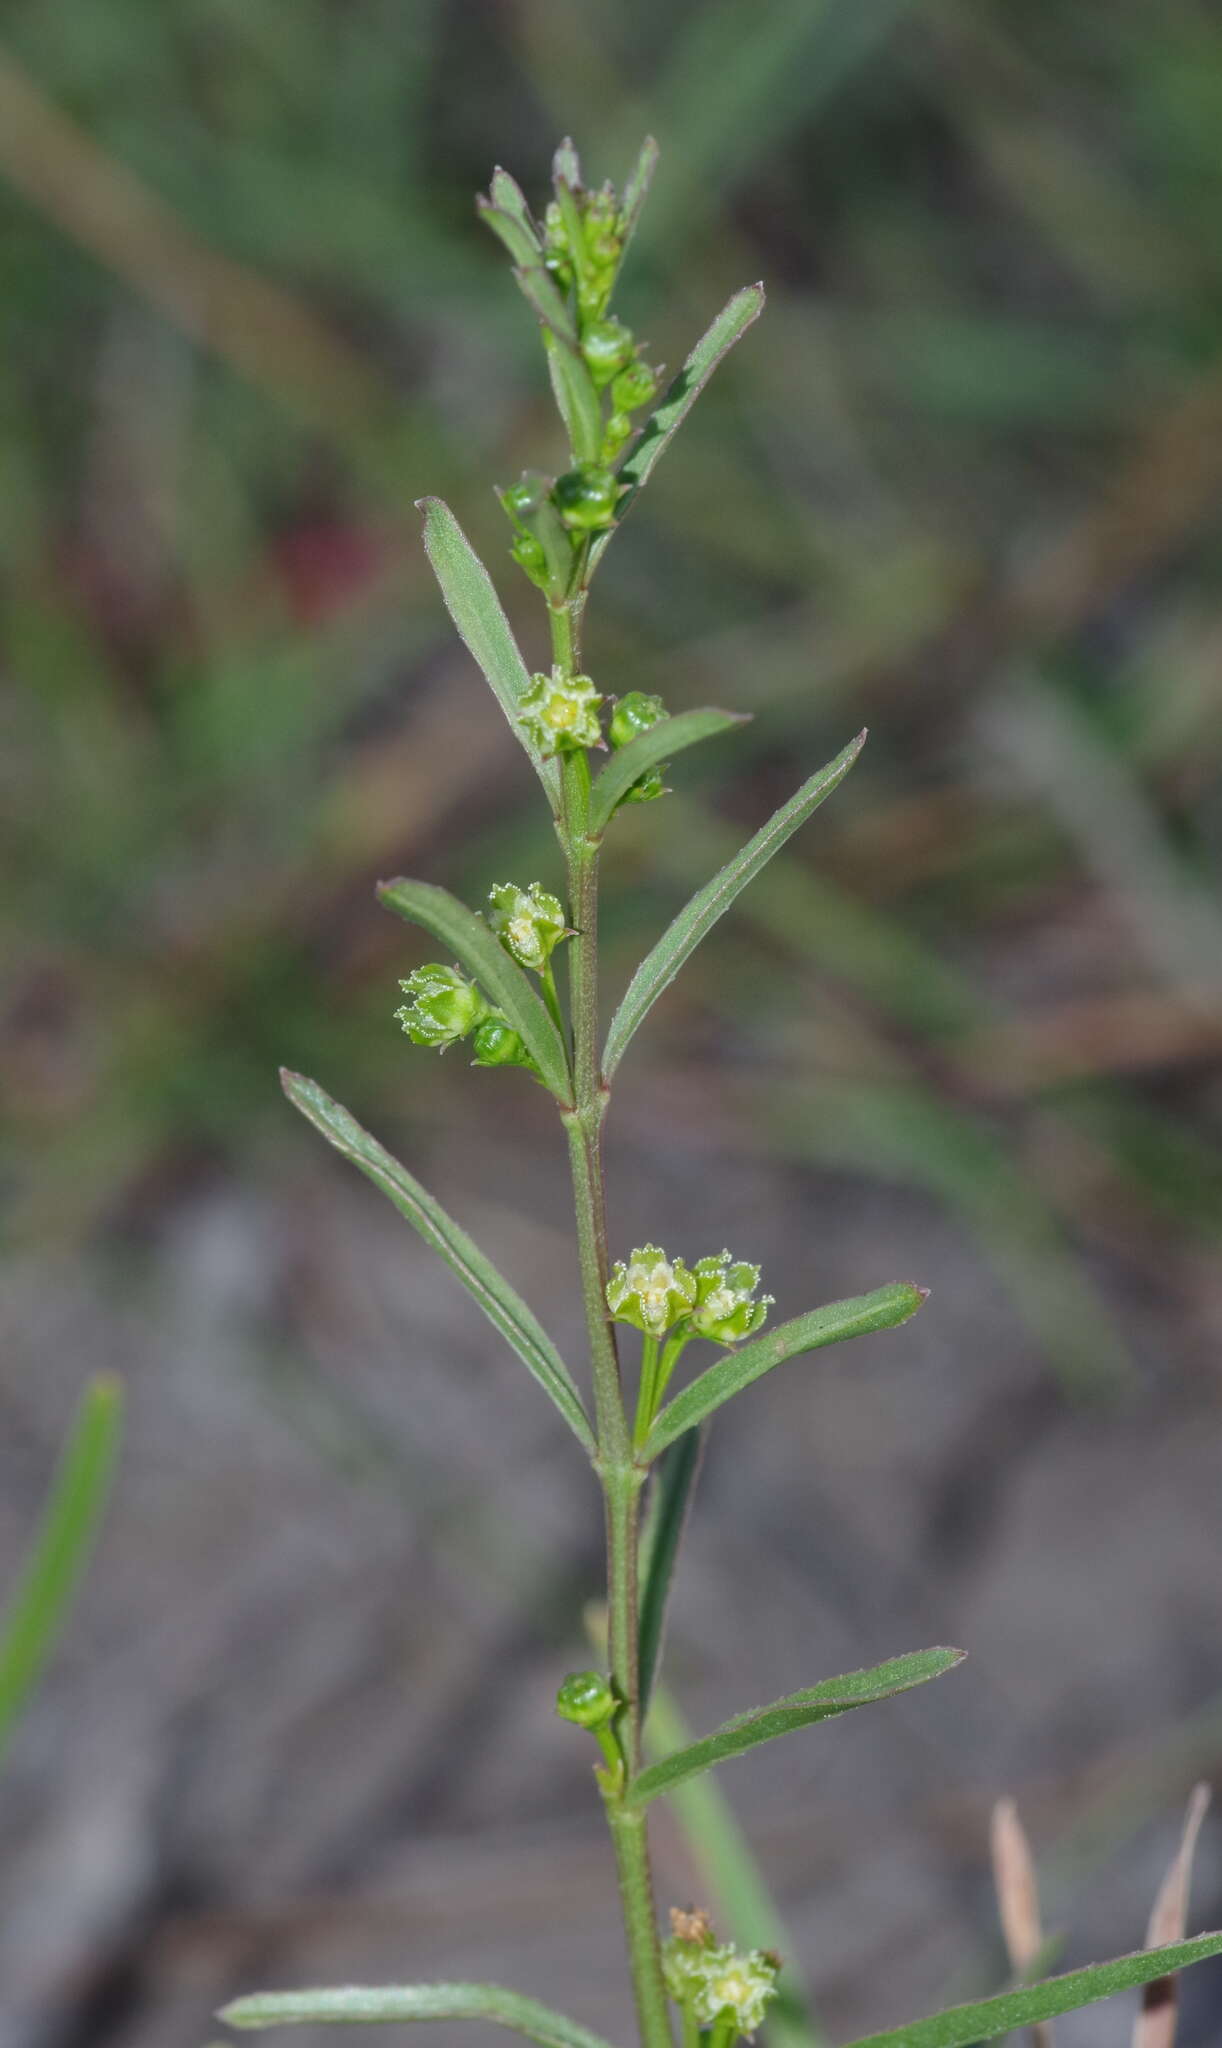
(3, 2, 1222, 2045)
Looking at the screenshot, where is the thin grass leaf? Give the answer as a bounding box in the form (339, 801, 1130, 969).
(630, 1646, 963, 1806)
(544, 330, 602, 466)
(645, 1686, 826, 2048)
(836, 1936, 1222, 2048)
(0, 1375, 123, 1768)
(638, 1426, 705, 1717)
(644, 1282, 925, 1458)
(281, 1073, 593, 1455)
(602, 732, 865, 1079)
(378, 879, 571, 1101)
(219, 1981, 616, 2048)
(1133, 1784, 1211, 2048)
(589, 285, 765, 572)
(991, 1797, 1051, 2048)
(588, 709, 749, 838)
(620, 136, 660, 251)
(416, 499, 560, 807)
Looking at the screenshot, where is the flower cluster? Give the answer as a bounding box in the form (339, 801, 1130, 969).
(662, 1910, 780, 2041)
(394, 965, 537, 1078)
(606, 1245, 771, 1345)
(520, 668, 604, 755)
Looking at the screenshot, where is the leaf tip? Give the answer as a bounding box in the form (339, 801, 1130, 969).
(916, 1285, 931, 1303)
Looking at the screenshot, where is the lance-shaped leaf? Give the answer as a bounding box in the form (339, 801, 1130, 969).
(544, 330, 602, 467)
(588, 709, 749, 839)
(416, 499, 560, 808)
(477, 202, 539, 272)
(219, 1980, 617, 2048)
(1134, 1784, 1211, 2048)
(629, 1646, 964, 1806)
(378, 879, 571, 1101)
(588, 284, 765, 572)
(643, 1281, 924, 1459)
(488, 168, 541, 250)
(513, 262, 579, 347)
(620, 136, 660, 252)
(553, 137, 582, 188)
(0, 1375, 123, 1768)
(603, 732, 865, 1079)
(281, 1073, 593, 1455)
(836, 1936, 1222, 2048)
(638, 1425, 705, 1717)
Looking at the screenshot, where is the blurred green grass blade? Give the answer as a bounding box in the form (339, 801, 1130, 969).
(836, 1936, 1222, 2048)
(638, 1426, 704, 1717)
(645, 1687, 826, 2048)
(629, 1646, 964, 1806)
(281, 1073, 594, 1453)
(416, 499, 561, 808)
(589, 709, 749, 837)
(544, 330, 602, 465)
(620, 135, 660, 249)
(644, 1282, 926, 1458)
(0, 1375, 123, 1769)
(602, 731, 864, 1079)
(590, 284, 766, 570)
(377, 879, 571, 1100)
(219, 1980, 617, 2046)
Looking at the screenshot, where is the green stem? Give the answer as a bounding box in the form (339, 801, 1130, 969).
(634, 1335, 660, 1449)
(552, 649, 671, 2046)
(540, 959, 565, 1042)
(681, 2010, 702, 2048)
(653, 1332, 691, 1410)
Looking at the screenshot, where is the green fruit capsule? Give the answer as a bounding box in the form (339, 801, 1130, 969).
(611, 361, 658, 413)
(471, 1015, 536, 1074)
(608, 690, 666, 749)
(555, 1669, 616, 1730)
(553, 466, 619, 532)
(580, 317, 635, 389)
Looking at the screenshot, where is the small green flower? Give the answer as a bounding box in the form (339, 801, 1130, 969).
(553, 465, 619, 533)
(690, 1253, 773, 1345)
(690, 1946, 780, 2035)
(555, 1669, 616, 1730)
(520, 667, 604, 753)
(606, 1245, 697, 1337)
(470, 1014, 539, 1076)
(488, 882, 569, 972)
(395, 965, 489, 1050)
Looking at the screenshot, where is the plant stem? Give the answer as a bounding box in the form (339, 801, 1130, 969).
(634, 1335, 660, 1448)
(552, 592, 671, 2045)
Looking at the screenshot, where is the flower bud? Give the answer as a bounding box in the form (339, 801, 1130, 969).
(488, 881, 569, 972)
(553, 466, 619, 533)
(470, 1015, 538, 1075)
(611, 361, 658, 413)
(555, 1669, 616, 1730)
(395, 965, 489, 1050)
(601, 411, 633, 461)
(606, 1245, 697, 1337)
(542, 200, 574, 289)
(581, 317, 635, 389)
(608, 690, 666, 750)
(690, 1254, 773, 1345)
(520, 667, 604, 753)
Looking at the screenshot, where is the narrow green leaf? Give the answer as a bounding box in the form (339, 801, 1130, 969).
(602, 731, 866, 1079)
(416, 499, 559, 807)
(544, 330, 603, 467)
(588, 709, 749, 838)
(644, 1282, 925, 1457)
(219, 1980, 617, 2048)
(377, 878, 571, 1100)
(281, 1073, 594, 1454)
(620, 136, 660, 250)
(552, 137, 582, 189)
(589, 284, 765, 572)
(513, 264, 578, 346)
(477, 201, 539, 272)
(0, 1375, 123, 1768)
(638, 1426, 705, 1717)
(489, 168, 540, 248)
(836, 1935, 1222, 2048)
(631, 1647, 963, 1806)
